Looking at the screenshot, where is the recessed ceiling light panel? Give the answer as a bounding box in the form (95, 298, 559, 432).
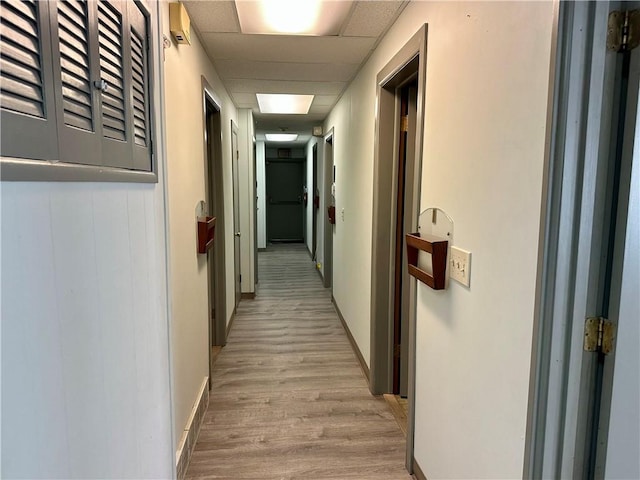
(235, 0, 353, 36)
(257, 94, 314, 114)
(265, 133, 298, 142)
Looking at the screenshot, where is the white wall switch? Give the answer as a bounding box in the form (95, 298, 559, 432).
(450, 246, 471, 287)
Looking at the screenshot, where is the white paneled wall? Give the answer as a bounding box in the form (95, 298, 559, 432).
(1, 182, 173, 479)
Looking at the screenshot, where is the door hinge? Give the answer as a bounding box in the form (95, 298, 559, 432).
(400, 115, 409, 132)
(584, 317, 615, 355)
(607, 9, 640, 52)
(393, 344, 401, 358)
(239, 274, 242, 283)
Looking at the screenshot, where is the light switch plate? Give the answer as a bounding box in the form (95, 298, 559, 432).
(450, 246, 471, 287)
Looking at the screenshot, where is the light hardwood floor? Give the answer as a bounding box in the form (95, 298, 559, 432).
(186, 244, 412, 480)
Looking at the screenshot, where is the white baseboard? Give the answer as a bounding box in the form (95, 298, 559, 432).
(176, 378, 209, 480)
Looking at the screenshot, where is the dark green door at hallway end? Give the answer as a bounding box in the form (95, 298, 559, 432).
(266, 159, 305, 242)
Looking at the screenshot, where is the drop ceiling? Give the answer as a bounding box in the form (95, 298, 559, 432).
(181, 1, 408, 145)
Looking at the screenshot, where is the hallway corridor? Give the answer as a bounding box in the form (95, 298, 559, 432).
(185, 245, 412, 479)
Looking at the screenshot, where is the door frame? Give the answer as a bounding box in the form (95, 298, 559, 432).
(312, 143, 318, 260)
(524, 1, 637, 477)
(230, 120, 241, 311)
(323, 130, 334, 289)
(202, 78, 228, 360)
(369, 25, 427, 473)
(253, 139, 258, 284)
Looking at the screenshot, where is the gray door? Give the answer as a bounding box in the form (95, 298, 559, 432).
(595, 26, 640, 477)
(266, 159, 304, 242)
(527, 2, 640, 477)
(585, 5, 640, 477)
(231, 121, 241, 309)
(599, 95, 640, 478)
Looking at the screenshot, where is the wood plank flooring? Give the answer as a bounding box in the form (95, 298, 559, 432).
(186, 244, 412, 480)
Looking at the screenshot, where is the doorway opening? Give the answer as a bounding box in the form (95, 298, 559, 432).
(203, 80, 228, 384)
(392, 81, 418, 401)
(369, 25, 427, 473)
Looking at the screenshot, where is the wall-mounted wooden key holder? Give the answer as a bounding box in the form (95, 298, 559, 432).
(197, 216, 216, 254)
(406, 232, 448, 290)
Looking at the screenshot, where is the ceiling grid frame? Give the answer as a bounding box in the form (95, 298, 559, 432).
(182, 0, 409, 144)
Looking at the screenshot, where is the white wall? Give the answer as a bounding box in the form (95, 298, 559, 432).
(323, 1, 554, 478)
(237, 109, 255, 291)
(162, 1, 238, 445)
(324, 87, 371, 361)
(1, 6, 173, 478)
(256, 141, 267, 249)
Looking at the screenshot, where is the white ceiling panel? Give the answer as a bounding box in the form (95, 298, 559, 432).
(214, 60, 359, 83)
(201, 34, 376, 64)
(226, 79, 346, 96)
(308, 104, 332, 115)
(230, 92, 259, 108)
(311, 95, 339, 107)
(342, 1, 407, 37)
(182, 1, 239, 33)
(256, 113, 326, 126)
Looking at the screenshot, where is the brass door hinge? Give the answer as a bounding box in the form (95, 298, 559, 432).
(607, 9, 640, 52)
(584, 317, 615, 355)
(400, 115, 409, 132)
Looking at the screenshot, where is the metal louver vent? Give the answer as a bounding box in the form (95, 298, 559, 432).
(0, 0, 45, 118)
(97, 1, 126, 141)
(130, 29, 147, 147)
(58, 0, 93, 131)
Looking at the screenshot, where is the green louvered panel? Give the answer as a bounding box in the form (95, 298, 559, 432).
(97, 0, 126, 142)
(0, 0, 45, 118)
(57, 0, 93, 131)
(130, 28, 147, 147)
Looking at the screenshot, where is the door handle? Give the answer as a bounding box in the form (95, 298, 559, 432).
(235, 232, 241, 237)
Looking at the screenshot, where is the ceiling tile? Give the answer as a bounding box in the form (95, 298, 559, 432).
(311, 95, 338, 107)
(225, 79, 346, 96)
(201, 33, 375, 64)
(179, 1, 410, 135)
(230, 92, 259, 108)
(308, 104, 332, 115)
(256, 114, 327, 131)
(182, 1, 239, 33)
(342, 1, 407, 37)
(214, 60, 359, 83)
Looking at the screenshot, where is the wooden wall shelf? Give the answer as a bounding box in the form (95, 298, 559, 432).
(328, 205, 336, 225)
(406, 232, 448, 290)
(197, 216, 216, 254)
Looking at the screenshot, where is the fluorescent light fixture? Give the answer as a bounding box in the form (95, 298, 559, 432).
(265, 133, 298, 142)
(257, 93, 314, 114)
(235, 0, 353, 36)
